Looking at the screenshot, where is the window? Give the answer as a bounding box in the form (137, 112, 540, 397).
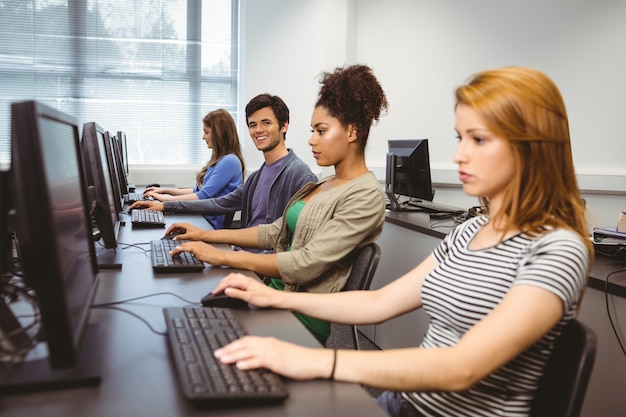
(0, 0, 239, 166)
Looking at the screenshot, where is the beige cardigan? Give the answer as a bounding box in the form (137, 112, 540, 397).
(257, 172, 385, 294)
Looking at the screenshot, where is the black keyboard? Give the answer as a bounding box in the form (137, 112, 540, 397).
(151, 239, 205, 272)
(397, 200, 464, 214)
(163, 306, 289, 406)
(131, 209, 165, 227)
(124, 192, 144, 204)
(124, 193, 154, 204)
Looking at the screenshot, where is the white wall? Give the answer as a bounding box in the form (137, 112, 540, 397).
(236, 0, 625, 227)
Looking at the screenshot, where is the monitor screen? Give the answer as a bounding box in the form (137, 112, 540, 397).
(117, 130, 130, 177)
(3, 101, 101, 391)
(0, 166, 14, 277)
(106, 131, 130, 198)
(81, 122, 121, 249)
(386, 139, 434, 211)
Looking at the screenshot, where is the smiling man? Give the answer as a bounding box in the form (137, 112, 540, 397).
(131, 94, 317, 235)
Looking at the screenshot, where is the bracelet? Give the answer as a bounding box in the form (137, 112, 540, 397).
(329, 349, 337, 380)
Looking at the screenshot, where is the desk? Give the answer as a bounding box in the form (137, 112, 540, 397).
(2, 212, 387, 417)
(372, 209, 626, 417)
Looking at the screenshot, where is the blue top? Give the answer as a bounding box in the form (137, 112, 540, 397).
(192, 153, 242, 228)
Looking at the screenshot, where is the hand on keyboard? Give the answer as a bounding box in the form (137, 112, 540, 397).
(169, 241, 226, 267)
(129, 200, 164, 211)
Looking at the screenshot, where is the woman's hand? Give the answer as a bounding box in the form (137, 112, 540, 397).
(212, 272, 283, 308)
(214, 336, 334, 381)
(129, 200, 165, 211)
(144, 191, 172, 202)
(169, 241, 227, 265)
(165, 222, 207, 241)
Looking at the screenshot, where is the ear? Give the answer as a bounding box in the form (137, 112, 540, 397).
(281, 122, 289, 133)
(347, 124, 359, 143)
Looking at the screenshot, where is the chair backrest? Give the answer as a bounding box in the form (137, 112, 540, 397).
(342, 242, 381, 292)
(326, 242, 381, 349)
(223, 211, 236, 229)
(530, 318, 597, 417)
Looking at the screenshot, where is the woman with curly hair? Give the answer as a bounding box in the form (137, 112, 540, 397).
(168, 64, 388, 342)
(143, 108, 245, 229)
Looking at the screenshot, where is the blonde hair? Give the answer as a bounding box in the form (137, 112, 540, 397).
(196, 109, 245, 187)
(455, 66, 592, 256)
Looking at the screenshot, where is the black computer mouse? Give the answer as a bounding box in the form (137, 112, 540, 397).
(201, 293, 249, 309)
(146, 183, 160, 188)
(161, 229, 186, 240)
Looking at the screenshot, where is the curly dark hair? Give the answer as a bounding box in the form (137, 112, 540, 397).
(315, 64, 388, 149)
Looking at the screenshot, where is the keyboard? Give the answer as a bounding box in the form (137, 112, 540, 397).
(131, 209, 165, 227)
(124, 192, 144, 204)
(397, 200, 464, 214)
(151, 239, 205, 272)
(163, 306, 289, 406)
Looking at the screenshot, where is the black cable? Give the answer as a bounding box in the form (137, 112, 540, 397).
(604, 268, 626, 357)
(92, 291, 198, 307)
(90, 291, 200, 336)
(91, 305, 166, 336)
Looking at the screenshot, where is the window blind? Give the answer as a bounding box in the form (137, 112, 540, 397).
(0, 0, 239, 166)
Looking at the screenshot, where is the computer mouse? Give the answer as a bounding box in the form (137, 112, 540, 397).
(201, 293, 249, 309)
(161, 229, 186, 240)
(146, 183, 160, 188)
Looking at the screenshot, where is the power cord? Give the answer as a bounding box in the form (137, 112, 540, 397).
(91, 291, 200, 337)
(604, 268, 626, 357)
(0, 281, 41, 361)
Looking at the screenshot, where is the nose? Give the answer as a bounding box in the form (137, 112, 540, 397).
(452, 138, 467, 164)
(307, 131, 316, 147)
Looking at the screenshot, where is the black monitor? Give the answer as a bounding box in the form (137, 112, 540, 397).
(116, 131, 135, 192)
(0, 100, 102, 392)
(386, 139, 434, 209)
(101, 131, 125, 213)
(0, 165, 14, 279)
(116, 130, 129, 177)
(81, 123, 123, 269)
(107, 131, 130, 198)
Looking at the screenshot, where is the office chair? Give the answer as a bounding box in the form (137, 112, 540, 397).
(223, 211, 236, 229)
(326, 242, 381, 350)
(530, 318, 597, 417)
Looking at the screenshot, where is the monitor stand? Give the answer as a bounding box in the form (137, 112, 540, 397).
(95, 246, 123, 270)
(0, 323, 102, 394)
(386, 190, 435, 212)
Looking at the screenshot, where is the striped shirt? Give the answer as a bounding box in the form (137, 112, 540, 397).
(404, 216, 589, 417)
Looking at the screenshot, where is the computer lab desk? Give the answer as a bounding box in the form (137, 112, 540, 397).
(2, 212, 388, 417)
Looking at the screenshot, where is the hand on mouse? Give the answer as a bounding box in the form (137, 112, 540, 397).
(212, 272, 284, 309)
(165, 222, 207, 241)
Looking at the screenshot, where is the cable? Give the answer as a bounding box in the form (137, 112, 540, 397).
(604, 268, 626, 357)
(91, 305, 166, 336)
(0, 281, 41, 360)
(92, 291, 198, 307)
(90, 291, 200, 336)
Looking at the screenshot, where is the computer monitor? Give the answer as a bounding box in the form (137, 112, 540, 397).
(81, 123, 123, 269)
(116, 130, 129, 177)
(101, 131, 125, 213)
(106, 131, 130, 198)
(116, 131, 135, 192)
(386, 139, 435, 211)
(0, 100, 102, 392)
(0, 165, 14, 278)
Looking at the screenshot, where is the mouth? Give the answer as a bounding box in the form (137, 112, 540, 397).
(458, 171, 471, 182)
(312, 151, 320, 159)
